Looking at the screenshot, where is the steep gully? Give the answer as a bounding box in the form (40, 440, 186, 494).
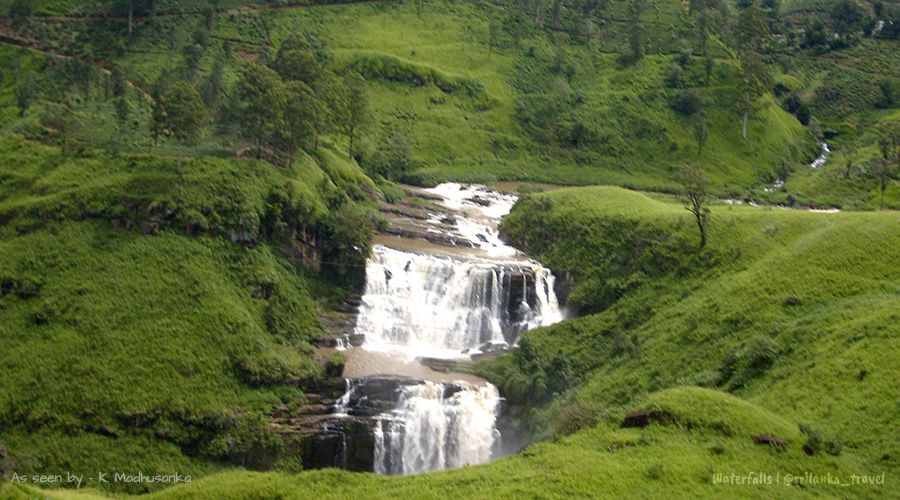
(271, 184, 564, 474)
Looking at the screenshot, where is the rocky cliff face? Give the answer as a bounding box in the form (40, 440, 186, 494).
(270, 375, 448, 472)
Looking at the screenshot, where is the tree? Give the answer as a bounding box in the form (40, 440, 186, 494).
(373, 126, 415, 180)
(149, 77, 170, 146)
(312, 70, 347, 147)
(163, 82, 206, 175)
(40, 102, 76, 153)
(735, 4, 771, 139)
(111, 66, 128, 98)
(844, 147, 856, 179)
(202, 4, 215, 31)
(488, 19, 499, 58)
(113, 0, 157, 37)
(342, 71, 371, 158)
(115, 97, 130, 133)
(199, 56, 225, 107)
(183, 43, 204, 79)
(9, 0, 32, 29)
(627, 0, 648, 63)
(696, 2, 715, 84)
(233, 62, 287, 158)
(15, 72, 36, 117)
(278, 81, 322, 167)
(273, 47, 322, 86)
(693, 108, 709, 153)
(872, 122, 899, 209)
(677, 164, 711, 248)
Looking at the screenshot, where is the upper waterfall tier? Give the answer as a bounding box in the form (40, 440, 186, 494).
(356, 245, 562, 353)
(356, 183, 563, 355)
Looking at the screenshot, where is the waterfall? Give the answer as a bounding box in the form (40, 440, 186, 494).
(373, 382, 501, 475)
(355, 245, 562, 353)
(325, 183, 564, 476)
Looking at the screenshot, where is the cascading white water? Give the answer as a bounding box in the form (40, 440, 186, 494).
(373, 382, 501, 475)
(337, 183, 563, 475)
(355, 245, 562, 353)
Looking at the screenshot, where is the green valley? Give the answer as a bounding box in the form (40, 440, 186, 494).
(0, 0, 897, 498)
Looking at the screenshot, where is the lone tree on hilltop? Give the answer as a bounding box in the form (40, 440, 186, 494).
(678, 164, 711, 248)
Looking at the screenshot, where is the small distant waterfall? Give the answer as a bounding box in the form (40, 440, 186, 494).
(810, 142, 830, 169)
(373, 382, 501, 475)
(356, 245, 562, 352)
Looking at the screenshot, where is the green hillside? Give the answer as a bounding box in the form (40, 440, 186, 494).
(489, 185, 898, 485)
(0, 0, 823, 192)
(0, 136, 377, 493)
(0, 0, 897, 497)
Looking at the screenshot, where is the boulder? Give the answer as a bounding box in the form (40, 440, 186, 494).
(754, 435, 788, 449)
(621, 410, 676, 428)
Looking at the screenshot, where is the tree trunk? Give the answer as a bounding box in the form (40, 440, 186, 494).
(256, 137, 262, 159)
(696, 214, 707, 248)
(742, 110, 749, 139)
(128, 0, 134, 36)
(348, 129, 355, 159)
(178, 149, 184, 179)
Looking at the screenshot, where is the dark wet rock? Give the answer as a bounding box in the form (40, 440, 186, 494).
(325, 358, 345, 378)
(271, 375, 461, 472)
(470, 196, 492, 207)
(477, 342, 511, 356)
(417, 357, 474, 373)
(621, 410, 676, 428)
(380, 205, 430, 220)
(140, 220, 160, 235)
(754, 435, 788, 449)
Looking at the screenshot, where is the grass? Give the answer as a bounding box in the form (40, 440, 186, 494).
(0, 0, 897, 497)
(2, 0, 818, 195)
(7, 183, 895, 499)
(4, 387, 888, 498)
(0, 137, 378, 494)
(489, 187, 898, 477)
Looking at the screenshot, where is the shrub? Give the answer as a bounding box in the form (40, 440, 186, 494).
(669, 90, 702, 116)
(718, 335, 782, 390)
(799, 423, 843, 456)
(664, 64, 685, 89)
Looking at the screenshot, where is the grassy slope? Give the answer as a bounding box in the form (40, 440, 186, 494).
(261, 1, 812, 190)
(487, 186, 898, 487)
(4, 387, 887, 498)
(767, 38, 900, 210)
(2, 0, 813, 194)
(7, 186, 896, 499)
(0, 137, 375, 493)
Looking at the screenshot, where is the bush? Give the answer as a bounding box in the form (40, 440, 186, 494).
(718, 335, 782, 390)
(669, 90, 702, 116)
(664, 64, 685, 89)
(799, 423, 843, 456)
